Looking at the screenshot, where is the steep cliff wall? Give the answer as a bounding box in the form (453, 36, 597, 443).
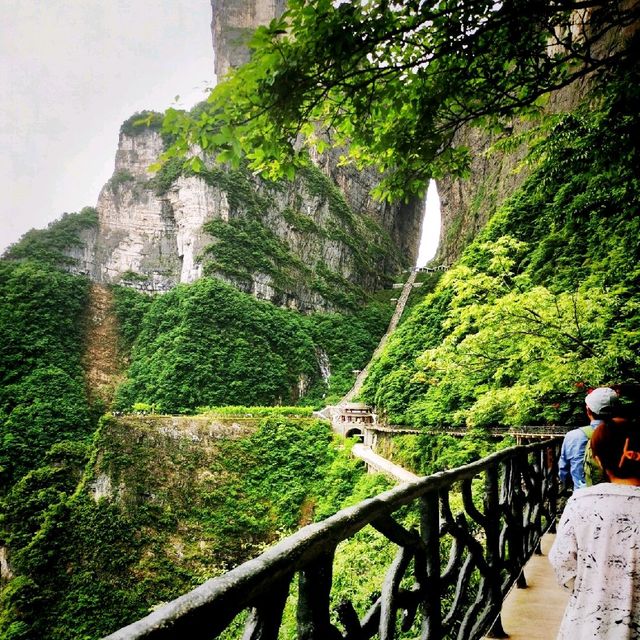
(435, 7, 639, 265)
(72, 121, 420, 311)
(211, 0, 287, 79)
(67, 0, 424, 310)
(4, 413, 370, 638)
(435, 89, 583, 266)
(78, 127, 218, 291)
(210, 0, 423, 267)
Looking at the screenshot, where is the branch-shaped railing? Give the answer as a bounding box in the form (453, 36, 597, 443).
(103, 438, 562, 640)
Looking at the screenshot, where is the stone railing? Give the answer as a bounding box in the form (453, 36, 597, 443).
(103, 438, 562, 640)
(427, 425, 574, 438)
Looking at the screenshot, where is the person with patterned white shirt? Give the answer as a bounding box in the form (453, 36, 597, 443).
(549, 420, 640, 639)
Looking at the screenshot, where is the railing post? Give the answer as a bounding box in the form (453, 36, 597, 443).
(547, 444, 560, 534)
(531, 449, 544, 553)
(420, 491, 441, 640)
(485, 467, 508, 639)
(379, 546, 413, 640)
(297, 550, 342, 640)
(242, 577, 291, 640)
(510, 453, 529, 588)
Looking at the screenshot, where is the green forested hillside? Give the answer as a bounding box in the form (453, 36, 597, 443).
(0, 414, 384, 639)
(0, 237, 392, 639)
(113, 277, 391, 412)
(363, 67, 640, 429)
(0, 262, 94, 488)
(2, 208, 98, 268)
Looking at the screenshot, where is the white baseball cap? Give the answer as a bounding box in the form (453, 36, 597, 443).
(585, 387, 619, 415)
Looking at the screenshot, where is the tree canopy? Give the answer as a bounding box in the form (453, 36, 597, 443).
(160, 0, 639, 200)
(362, 68, 640, 426)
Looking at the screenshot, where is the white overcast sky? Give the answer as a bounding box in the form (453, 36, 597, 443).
(0, 0, 215, 252)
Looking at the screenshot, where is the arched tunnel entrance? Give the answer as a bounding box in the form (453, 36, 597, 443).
(335, 403, 375, 440)
(345, 428, 364, 442)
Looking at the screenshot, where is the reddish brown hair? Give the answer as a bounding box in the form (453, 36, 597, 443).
(590, 421, 640, 479)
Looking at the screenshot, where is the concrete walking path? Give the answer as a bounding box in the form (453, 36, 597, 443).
(351, 443, 421, 482)
(486, 533, 569, 640)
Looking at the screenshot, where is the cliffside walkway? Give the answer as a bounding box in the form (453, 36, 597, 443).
(484, 533, 569, 639)
(104, 438, 564, 640)
(341, 269, 417, 403)
(343, 428, 569, 637)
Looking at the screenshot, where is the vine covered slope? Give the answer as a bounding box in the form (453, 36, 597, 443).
(363, 66, 640, 429)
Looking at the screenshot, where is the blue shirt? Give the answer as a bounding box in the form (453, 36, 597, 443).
(558, 420, 603, 489)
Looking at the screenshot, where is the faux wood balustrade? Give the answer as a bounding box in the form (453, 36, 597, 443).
(103, 438, 562, 640)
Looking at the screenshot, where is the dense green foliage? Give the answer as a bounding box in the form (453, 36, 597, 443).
(0, 415, 378, 639)
(302, 303, 391, 405)
(119, 110, 163, 137)
(197, 405, 314, 417)
(0, 261, 96, 637)
(204, 216, 310, 289)
(0, 240, 390, 638)
(160, 0, 639, 200)
(363, 67, 640, 428)
(3, 9, 639, 639)
(115, 277, 314, 411)
(0, 262, 93, 487)
(0, 257, 99, 636)
(114, 277, 390, 412)
(111, 286, 154, 356)
(2, 208, 98, 268)
(375, 431, 513, 476)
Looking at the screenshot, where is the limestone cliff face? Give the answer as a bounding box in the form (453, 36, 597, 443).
(88, 130, 231, 290)
(68, 0, 424, 310)
(72, 123, 421, 310)
(66, 2, 638, 299)
(435, 127, 528, 266)
(211, 0, 287, 79)
(435, 8, 638, 265)
(434, 89, 584, 266)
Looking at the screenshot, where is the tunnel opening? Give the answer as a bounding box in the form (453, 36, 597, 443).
(416, 179, 441, 269)
(345, 428, 364, 442)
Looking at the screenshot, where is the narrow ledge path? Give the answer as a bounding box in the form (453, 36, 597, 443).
(484, 533, 569, 640)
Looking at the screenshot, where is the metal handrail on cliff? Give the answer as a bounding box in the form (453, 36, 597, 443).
(103, 438, 562, 640)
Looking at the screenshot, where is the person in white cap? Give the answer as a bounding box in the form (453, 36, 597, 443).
(558, 387, 619, 489)
(550, 420, 640, 639)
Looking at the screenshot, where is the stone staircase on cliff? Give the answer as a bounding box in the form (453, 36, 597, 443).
(327, 269, 421, 483)
(341, 268, 418, 403)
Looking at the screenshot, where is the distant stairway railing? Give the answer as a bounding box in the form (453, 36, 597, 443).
(421, 425, 575, 439)
(104, 438, 562, 640)
(342, 270, 417, 403)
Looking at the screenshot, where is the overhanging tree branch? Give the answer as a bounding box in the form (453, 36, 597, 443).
(160, 0, 640, 200)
